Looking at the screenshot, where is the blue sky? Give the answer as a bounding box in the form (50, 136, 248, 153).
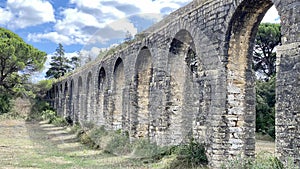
(0, 0, 280, 81)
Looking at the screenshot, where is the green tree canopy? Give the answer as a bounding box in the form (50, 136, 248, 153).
(46, 43, 71, 79)
(0, 27, 47, 114)
(0, 27, 47, 92)
(253, 23, 281, 80)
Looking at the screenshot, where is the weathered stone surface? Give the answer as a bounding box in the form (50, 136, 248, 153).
(46, 0, 299, 168)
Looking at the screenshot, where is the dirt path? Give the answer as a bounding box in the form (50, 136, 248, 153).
(0, 119, 146, 169)
(0, 119, 275, 169)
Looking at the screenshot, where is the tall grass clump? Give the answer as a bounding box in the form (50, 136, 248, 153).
(221, 152, 298, 169)
(168, 138, 208, 168)
(104, 130, 132, 155)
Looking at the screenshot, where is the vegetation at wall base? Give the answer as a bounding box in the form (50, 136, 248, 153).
(221, 152, 297, 169)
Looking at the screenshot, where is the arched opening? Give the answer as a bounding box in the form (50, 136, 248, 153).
(59, 83, 63, 116)
(55, 85, 59, 110)
(225, 0, 281, 160)
(77, 76, 83, 123)
(69, 80, 74, 121)
(86, 72, 92, 121)
(112, 57, 125, 130)
(166, 29, 198, 145)
(97, 67, 106, 125)
(63, 82, 68, 117)
(133, 46, 153, 138)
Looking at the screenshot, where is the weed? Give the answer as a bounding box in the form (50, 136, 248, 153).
(104, 131, 132, 155)
(169, 138, 208, 168)
(221, 152, 298, 169)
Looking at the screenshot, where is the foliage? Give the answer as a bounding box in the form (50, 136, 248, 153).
(69, 52, 81, 70)
(0, 28, 47, 91)
(0, 92, 12, 114)
(253, 23, 281, 80)
(169, 138, 208, 168)
(221, 152, 297, 169)
(131, 139, 168, 162)
(41, 109, 67, 126)
(104, 131, 132, 155)
(0, 28, 46, 114)
(46, 43, 78, 79)
(256, 76, 275, 139)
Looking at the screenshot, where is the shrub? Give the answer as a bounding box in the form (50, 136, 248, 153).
(131, 139, 167, 161)
(104, 131, 132, 155)
(0, 93, 12, 114)
(221, 152, 298, 169)
(170, 138, 208, 168)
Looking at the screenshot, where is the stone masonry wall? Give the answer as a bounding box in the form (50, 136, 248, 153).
(46, 0, 299, 168)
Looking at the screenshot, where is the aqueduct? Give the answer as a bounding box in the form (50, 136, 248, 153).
(47, 0, 299, 168)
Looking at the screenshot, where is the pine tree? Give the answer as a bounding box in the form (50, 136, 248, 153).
(253, 23, 281, 80)
(46, 43, 71, 79)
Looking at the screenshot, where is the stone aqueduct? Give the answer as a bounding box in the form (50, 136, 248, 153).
(47, 0, 299, 167)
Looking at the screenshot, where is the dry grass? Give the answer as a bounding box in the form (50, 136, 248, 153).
(0, 113, 275, 169)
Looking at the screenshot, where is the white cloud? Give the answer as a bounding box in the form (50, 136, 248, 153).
(26, 0, 189, 46)
(0, 0, 55, 29)
(0, 8, 13, 25)
(262, 6, 280, 23)
(28, 32, 73, 45)
(109, 18, 137, 36)
(27, 0, 280, 48)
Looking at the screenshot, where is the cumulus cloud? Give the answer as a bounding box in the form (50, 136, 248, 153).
(27, 0, 279, 48)
(0, 0, 55, 29)
(0, 8, 13, 24)
(262, 6, 280, 23)
(26, 0, 191, 46)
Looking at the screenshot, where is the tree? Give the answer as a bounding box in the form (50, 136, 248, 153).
(69, 52, 81, 70)
(256, 76, 276, 139)
(124, 30, 133, 42)
(0, 28, 47, 114)
(46, 43, 71, 79)
(254, 23, 280, 139)
(253, 23, 281, 80)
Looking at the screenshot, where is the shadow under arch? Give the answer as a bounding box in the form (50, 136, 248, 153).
(132, 46, 153, 138)
(164, 29, 199, 145)
(85, 72, 93, 121)
(223, 0, 281, 162)
(63, 81, 68, 117)
(96, 67, 107, 126)
(76, 76, 83, 123)
(112, 57, 125, 130)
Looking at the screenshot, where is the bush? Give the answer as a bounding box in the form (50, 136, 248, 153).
(169, 138, 208, 168)
(27, 99, 51, 121)
(131, 139, 168, 161)
(221, 152, 297, 169)
(40, 109, 67, 126)
(0, 93, 12, 114)
(104, 131, 132, 155)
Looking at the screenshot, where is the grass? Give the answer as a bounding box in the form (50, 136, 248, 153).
(0, 119, 148, 169)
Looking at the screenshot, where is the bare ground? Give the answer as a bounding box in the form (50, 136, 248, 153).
(0, 119, 275, 169)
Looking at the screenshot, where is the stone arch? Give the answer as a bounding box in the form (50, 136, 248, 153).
(69, 79, 74, 121)
(112, 57, 125, 130)
(85, 72, 93, 121)
(97, 67, 107, 125)
(133, 46, 153, 138)
(165, 29, 198, 145)
(223, 0, 286, 163)
(77, 76, 83, 123)
(55, 85, 59, 110)
(63, 81, 68, 117)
